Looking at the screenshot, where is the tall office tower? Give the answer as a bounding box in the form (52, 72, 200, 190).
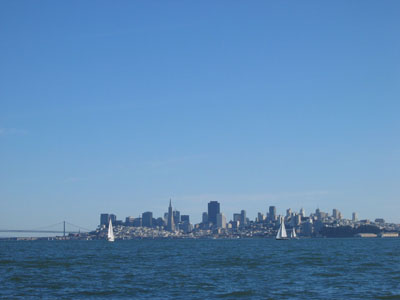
(109, 214, 117, 224)
(202, 212, 208, 224)
(173, 210, 181, 225)
(216, 213, 226, 229)
(233, 213, 241, 222)
(286, 208, 292, 218)
(352, 212, 358, 222)
(257, 212, 265, 223)
(294, 214, 302, 226)
(167, 199, 175, 232)
(208, 201, 220, 225)
(100, 213, 109, 226)
(300, 208, 305, 218)
(142, 211, 153, 227)
(332, 209, 339, 220)
(268, 206, 277, 221)
(125, 216, 135, 226)
(181, 215, 190, 223)
(240, 210, 247, 225)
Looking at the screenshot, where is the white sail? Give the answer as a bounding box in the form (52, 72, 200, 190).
(292, 227, 297, 238)
(276, 217, 288, 239)
(107, 219, 115, 242)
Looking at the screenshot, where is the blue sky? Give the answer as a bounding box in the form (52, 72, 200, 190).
(1, 1, 399, 232)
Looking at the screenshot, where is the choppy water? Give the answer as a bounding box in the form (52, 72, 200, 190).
(1, 238, 400, 299)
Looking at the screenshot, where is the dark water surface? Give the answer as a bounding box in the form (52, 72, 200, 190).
(1, 239, 400, 299)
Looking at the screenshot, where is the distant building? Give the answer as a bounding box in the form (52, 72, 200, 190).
(125, 216, 135, 226)
(268, 206, 276, 222)
(166, 199, 175, 232)
(233, 213, 241, 222)
(216, 213, 226, 229)
(142, 212, 153, 227)
(300, 208, 305, 218)
(352, 212, 358, 222)
(202, 212, 208, 224)
(173, 210, 181, 225)
(332, 209, 340, 220)
(293, 214, 301, 226)
(375, 218, 385, 224)
(181, 215, 190, 223)
(286, 208, 292, 218)
(133, 217, 142, 227)
(257, 212, 265, 223)
(100, 213, 117, 227)
(208, 201, 220, 225)
(100, 214, 109, 227)
(240, 210, 247, 225)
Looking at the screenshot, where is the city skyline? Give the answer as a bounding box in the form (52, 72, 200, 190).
(1, 1, 400, 230)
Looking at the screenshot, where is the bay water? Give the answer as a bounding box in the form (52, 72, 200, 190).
(1, 238, 399, 299)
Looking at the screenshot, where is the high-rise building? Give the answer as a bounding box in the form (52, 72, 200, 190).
(173, 210, 181, 225)
(100, 214, 109, 226)
(181, 215, 190, 223)
(286, 208, 292, 218)
(352, 212, 358, 222)
(100, 213, 117, 226)
(333, 209, 340, 220)
(167, 199, 175, 232)
(216, 213, 226, 229)
(142, 211, 153, 227)
(202, 212, 208, 224)
(125, 216, 135, 226)
(257, 212, 265, 223)
(300, 208, 305, 218)
(240, 210, 247, 225)
(233, 213, 241, 222)
(208, 201, 220, 225)
(268, 206, 276, 221)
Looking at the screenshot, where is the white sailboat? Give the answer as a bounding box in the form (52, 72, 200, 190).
(276, 217, 288, 240)
(107, 219, 115, 242)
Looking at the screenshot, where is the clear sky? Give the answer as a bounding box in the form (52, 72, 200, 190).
(1, 1, 399, 232)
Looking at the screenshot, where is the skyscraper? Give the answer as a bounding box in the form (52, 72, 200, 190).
(216, 213, 226, 229)
(167, 199, 175, 232)
(268, 206, 276, 222)
(352, 212, 358, 222)
(240, 210, 247, 225)
(142, 211, 153, 227)
(202, 212, 208, 224)
(173, 210, 181, 225)
(208, 201, 220, 225)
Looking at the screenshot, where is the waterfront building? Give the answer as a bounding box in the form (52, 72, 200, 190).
(167, 199, 175, 232)
(142, 211, 153, 227)
(216, 213, 226, 229)
(208, 201, 220, 226)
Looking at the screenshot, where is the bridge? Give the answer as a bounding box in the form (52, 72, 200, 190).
(0, 221, 92, 237)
